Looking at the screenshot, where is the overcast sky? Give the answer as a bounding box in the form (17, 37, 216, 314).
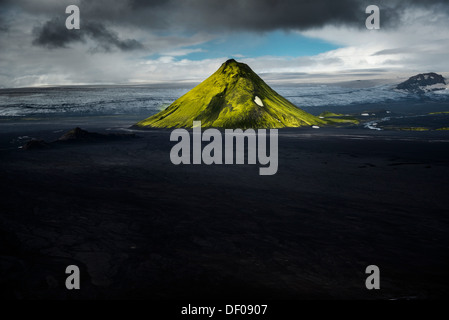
(0, 0, 448, 88)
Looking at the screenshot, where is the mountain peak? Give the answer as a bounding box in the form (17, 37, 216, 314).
(224, 58, 238, 65)
(135, 60, 324, 129)
(396, 72, 446, 94)
(218, 59, 250, 75)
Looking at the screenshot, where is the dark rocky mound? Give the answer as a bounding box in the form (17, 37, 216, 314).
(58, 127, 136, 142)
(396, 73, 446, 94)
(58, 127, 105, 142)
(22, 127, 136, 150)
(22, 139, 50, 150)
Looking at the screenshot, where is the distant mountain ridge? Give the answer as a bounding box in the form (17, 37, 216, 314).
(134, 59, 324, 129)
(396, 73, 447, 94)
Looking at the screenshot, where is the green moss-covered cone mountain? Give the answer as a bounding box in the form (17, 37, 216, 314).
(135, 59, 324, 129)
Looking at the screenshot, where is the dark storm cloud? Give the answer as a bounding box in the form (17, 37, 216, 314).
(2, 0, 449, 32)
(4, 0, 449, 52)
(93, 0, 366, 31)
(32, 17, 82, 48)
(32, 17, 144, 51)
(81, 21, 144, 51)
(3, 0, 449, 37)
(76, 0, 449, 31)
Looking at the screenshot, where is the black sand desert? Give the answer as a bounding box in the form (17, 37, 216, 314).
(1, 120, 448, 299)
(2, 1, 449, 304)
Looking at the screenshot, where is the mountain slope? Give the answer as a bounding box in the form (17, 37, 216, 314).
(135, 59, 324, 129)
(396, 73, 447, 94)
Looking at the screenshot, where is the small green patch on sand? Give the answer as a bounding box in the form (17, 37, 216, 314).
(399, 127, 430, 131)
(319, 111, 345, 118)
(21, 118, 43, 121)
(429, 111, 449, 115)
(324, 118, 360, 125)
(319, 111, 360, 125)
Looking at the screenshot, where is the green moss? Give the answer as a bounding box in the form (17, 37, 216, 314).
(319, 111, 345, 117)
(157, 103, 171, 111)
(429, 111, 449, 115)
(318, 111, 359, 125)
(398, 127, 430, 131)
(135, 59, 324, 129)
(21, 118, 42, 121)
(324, 118, 359, 124)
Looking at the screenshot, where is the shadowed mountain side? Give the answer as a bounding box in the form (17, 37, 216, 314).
(134, 60, 324, 129)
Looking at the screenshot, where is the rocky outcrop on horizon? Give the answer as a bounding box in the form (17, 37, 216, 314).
(396, 73, 447, 94)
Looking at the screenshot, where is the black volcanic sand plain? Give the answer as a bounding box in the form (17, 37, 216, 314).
(0, 123, 449, 299)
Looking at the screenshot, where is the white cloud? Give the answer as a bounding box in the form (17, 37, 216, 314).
(1, 4, 448, 88)
(161, 48, 204, 57)
(299, 7, 449, 75)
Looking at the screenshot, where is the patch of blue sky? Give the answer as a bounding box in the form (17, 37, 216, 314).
(147, 31, 340, 61)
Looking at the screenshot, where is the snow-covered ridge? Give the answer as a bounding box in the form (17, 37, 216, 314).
(396, 72, 447, 94)
(418, 83, 448, 93)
